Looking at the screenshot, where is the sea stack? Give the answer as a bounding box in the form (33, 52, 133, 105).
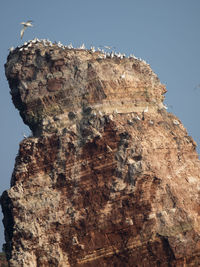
(1, 40, 200, 266)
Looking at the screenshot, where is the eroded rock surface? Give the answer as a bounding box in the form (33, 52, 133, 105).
(1, 39, 200, 266)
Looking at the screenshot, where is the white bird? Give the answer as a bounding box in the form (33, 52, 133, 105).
(90, 46, 95, 53)
(79, 43, 85, 49)
(104, 45, 112, 50)
(20, 20, 33, 39)
(158, 103, 168, 110)
(67, 43, 73, 49)
(9, 46, 15, 52)
(23, 133, 27, 138)
(32, 38, 37, 43)
(110, 51, 114, 58)
(58, 41, 64, 48)
(173, 120, 179, 125)
(135, 115, 141, 121)
(100, 45, 116, 50)
(28, 42, 32, 48)
(163, 104, 168, 110)
(120, 73, 125, 79)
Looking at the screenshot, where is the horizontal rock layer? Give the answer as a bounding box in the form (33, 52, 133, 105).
(1, 39, 200, 266)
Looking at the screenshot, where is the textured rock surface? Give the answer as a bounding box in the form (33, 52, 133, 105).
(1, 39, 200, 266)
(0, 252, 8, 266)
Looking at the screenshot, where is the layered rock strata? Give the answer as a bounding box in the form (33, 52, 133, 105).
(1, 39, 200, 266)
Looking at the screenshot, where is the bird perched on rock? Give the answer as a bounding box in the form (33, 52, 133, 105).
(79, 43, 86, 49)
(20, 20, 33, 39)
(9, 46, 15, 53)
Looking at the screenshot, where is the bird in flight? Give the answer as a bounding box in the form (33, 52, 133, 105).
(20, 20, 33, 39)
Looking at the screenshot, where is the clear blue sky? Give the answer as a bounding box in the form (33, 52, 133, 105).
(0, 0, 200, 249)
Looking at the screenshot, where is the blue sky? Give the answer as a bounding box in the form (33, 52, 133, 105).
(0, 0, 200, 249)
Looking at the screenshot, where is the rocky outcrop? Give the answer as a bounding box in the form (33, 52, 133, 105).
(1, 39, 200, 266)
(0, 252, 8, 266)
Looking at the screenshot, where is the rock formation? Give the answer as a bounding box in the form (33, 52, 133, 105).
(1, 39, 200, 266)
(0, 252, 8, 266)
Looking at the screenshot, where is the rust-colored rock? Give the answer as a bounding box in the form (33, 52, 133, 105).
(0, 252, 8, 266)
(1, 39, 200, 266)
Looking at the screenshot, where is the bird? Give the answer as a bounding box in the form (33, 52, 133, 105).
(142, 106, 148, 120)
(99, 45, 116, 50)
(135, 115, 141, 121)
(163, 104, 168, 110)
(20, 20, 33, 39)
(90, 46, 95, 53)
(67, 43, 73, 49)
(23, 133, 27, 138)
(158, 103, 168, 110)
(110, 51, 114, 58)
(104, 45, 112, 50)
(120, 73, 125, 79)
(9, 46, 15, 52)
(173, 120, 179, 125)
(79, 43, 85, 49)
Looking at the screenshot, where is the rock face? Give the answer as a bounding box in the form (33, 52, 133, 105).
(1, 39, 200, 266)
(0, 252, 8, 266)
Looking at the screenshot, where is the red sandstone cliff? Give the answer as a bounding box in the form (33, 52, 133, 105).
(1, 39, 200, 266)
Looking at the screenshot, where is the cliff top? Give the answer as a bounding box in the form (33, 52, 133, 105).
(5, 39, 166, 136)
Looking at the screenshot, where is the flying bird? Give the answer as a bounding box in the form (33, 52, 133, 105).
(99, 45, 116, 50)
(20, 20, 33, 39)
